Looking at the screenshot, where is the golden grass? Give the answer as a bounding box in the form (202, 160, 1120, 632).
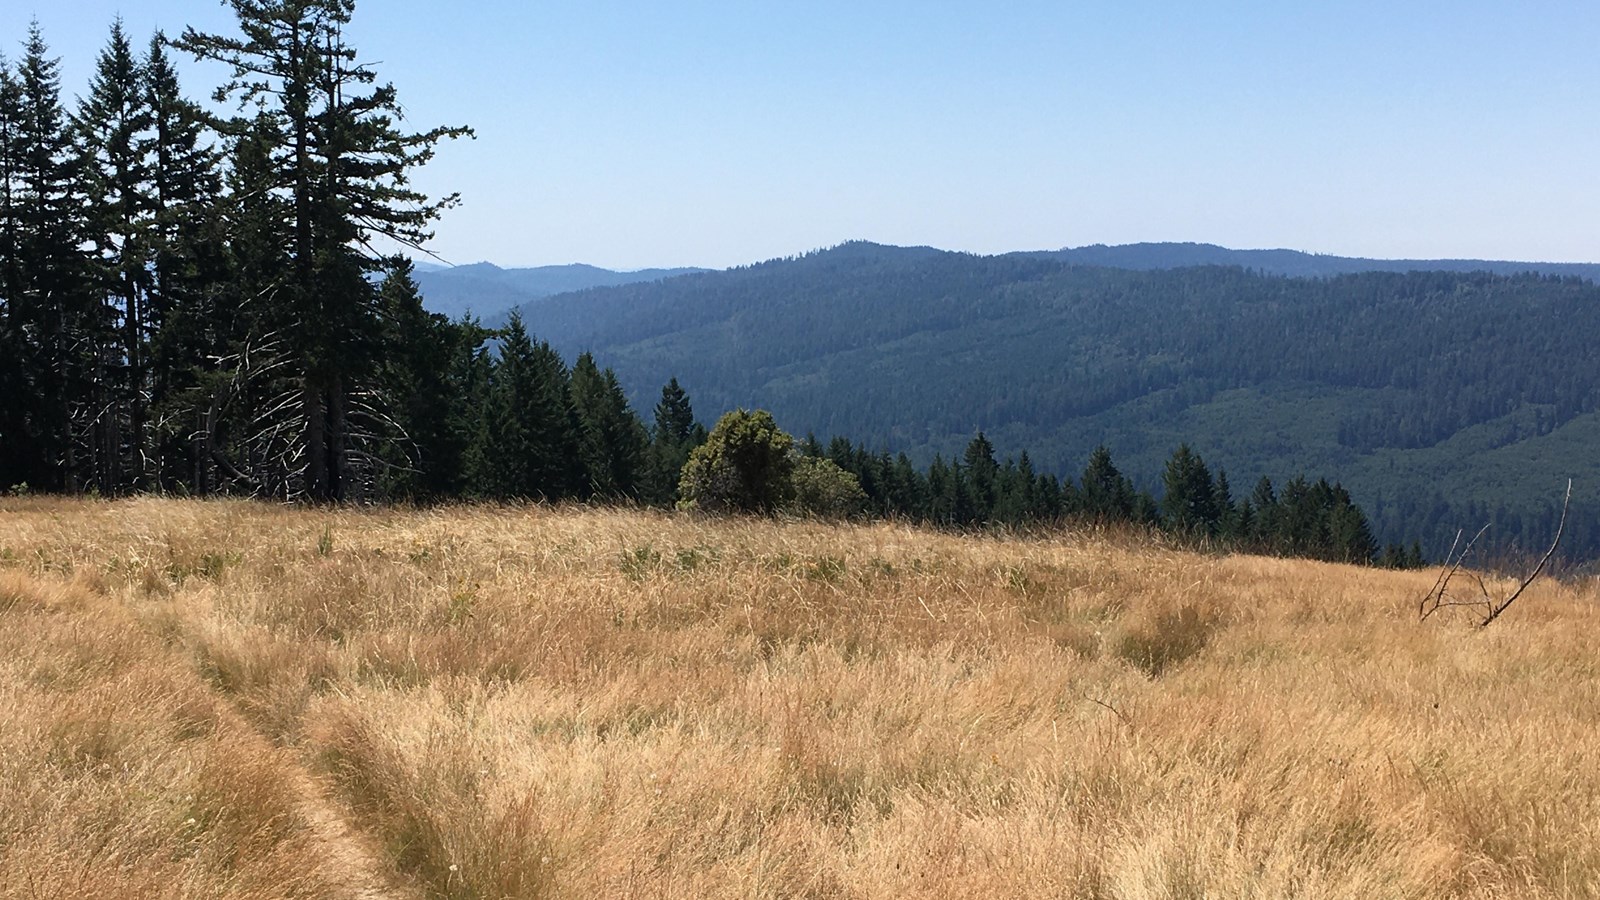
(3, 496, 1600, 898)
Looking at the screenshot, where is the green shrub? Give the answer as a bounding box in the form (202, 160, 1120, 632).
(677, 409, 795, 514)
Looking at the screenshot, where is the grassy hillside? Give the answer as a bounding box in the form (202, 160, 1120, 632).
(4, 498, 1599, 897)
(509, 245, 1600, 560)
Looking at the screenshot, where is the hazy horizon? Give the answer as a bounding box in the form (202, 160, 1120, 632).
(431, 238, 1600, 273)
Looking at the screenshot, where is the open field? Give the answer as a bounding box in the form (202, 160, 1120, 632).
(2, 498, 1599, 898)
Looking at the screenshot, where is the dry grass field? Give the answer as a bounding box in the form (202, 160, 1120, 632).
(2, 497, 1599, 898)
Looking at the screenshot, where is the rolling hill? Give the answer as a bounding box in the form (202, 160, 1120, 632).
(495, 242, 1600, 561)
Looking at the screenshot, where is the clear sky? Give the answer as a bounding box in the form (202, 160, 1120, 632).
(5, 1, 1599, 269)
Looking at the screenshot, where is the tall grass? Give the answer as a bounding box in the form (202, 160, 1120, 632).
(3, 496, 1599, 897)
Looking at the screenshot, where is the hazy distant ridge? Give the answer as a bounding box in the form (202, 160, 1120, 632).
(1037, 242, 1600, 280)
(416, 242, 1600, 319)
(414, 261, 709, 319)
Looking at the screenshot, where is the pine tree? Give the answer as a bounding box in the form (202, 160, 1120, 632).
(175, 0, 470, 501)
(1161, 443, 1219, 535)
(10, 24, 92, 491)
(641, 377, 703, 506)
(524, 338, 584, 499)
(570, 352, 647, 499)
(962, 431, 998, 520)
(1248, 476, 1279, 550)
(1080, 445, 1134, 522)
(0, 55, 28, 488)
(143, 31, 226, 491)
(75, 19, 158, 493)
(375, 258, 476, 498)
(1212, 467, 1237, 539)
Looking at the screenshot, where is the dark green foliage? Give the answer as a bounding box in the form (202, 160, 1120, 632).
(1080, 446, 1136, 522)
(0, 15, 1421, 573)
(790, 456, 866, 519)
(464, 313, 583, 500)
(1161, 444, 1219, 536)
(678, 409, 795, 514)
(375, 258, 482, 499)
(570, 353, 648, 499)
(4, 24, 92, 492)
(173, 0, 471, 501)
(502, 243, 1600, 561)
(640, 377, 704, 506)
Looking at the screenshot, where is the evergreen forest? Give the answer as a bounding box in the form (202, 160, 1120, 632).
(496, 243, 1600, 563)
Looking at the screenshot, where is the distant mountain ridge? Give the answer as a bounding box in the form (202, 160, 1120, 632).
(413, 261, 710, 319)
(1035, 242, 1600, 280)
(415, 242, 1600, 320)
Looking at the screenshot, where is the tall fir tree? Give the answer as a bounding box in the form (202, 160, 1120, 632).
(1080, 445, 1135, 522)
(11, 24, 92, 491)
(375, 258, 479, 498)
(143, 31, 226, 491)
(641, 377, 704, 506)
(570, 352, 647, 499)
(1160, 443, 1219, 535)
(175, 0, 470, 501)
(75, 19, 157, 493)
(0, 54, 27, 487)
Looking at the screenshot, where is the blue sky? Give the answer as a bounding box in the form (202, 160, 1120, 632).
(6, 1, 1598, 269)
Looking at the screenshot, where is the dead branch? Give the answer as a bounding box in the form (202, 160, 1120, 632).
(1479, 479, 1571, 628)
(1417, 480, 1572, 628)
(1419, 524, 1491, 622)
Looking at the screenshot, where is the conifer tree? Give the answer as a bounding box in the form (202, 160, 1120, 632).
(1249, 476, 1280, 550)
(375, 258, 477, 498)
(963, 432, 999, 520)
(75, 19, 157, 493)
(143, 31, 226, 490)
(642, 377, 704, 505)
(1161, 443, 1219, 535)
(0, 55, 28, 487)
(570, 352, 647, 499)
(1080, 445, 1134, 522)
(10, 24, 92, 491)
(175, 0, 470, 501)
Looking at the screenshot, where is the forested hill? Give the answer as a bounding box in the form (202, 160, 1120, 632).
(1038, 242, 1600, 281)
(413, 262, 708, 319)
(508, 243, 1600, 562)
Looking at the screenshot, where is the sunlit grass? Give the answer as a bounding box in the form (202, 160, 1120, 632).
(3, 495, 1598, 898)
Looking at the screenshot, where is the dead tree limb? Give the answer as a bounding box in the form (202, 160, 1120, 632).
(1417, 480, 1572, 628)
(1479, 479, 1571, 629)
(1419, 524, 1491, 622)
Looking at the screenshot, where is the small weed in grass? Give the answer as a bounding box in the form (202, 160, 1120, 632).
(805, 555, 847, 583)
(316, 525, 334, 558)
(619, 544, 661, 581)
(674, 544, 720, 573)
(1000, 564, 1031, 594)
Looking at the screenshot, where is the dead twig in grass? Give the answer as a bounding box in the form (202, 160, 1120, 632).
(1418, 480, 1571, 628)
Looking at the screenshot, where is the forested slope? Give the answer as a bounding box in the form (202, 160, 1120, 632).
(510, 243, 1600, 560)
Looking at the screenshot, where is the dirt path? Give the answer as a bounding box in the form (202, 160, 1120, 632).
(288, 767, 419, 900)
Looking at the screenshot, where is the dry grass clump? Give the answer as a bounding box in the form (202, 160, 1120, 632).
(3, 496, 1600, 897)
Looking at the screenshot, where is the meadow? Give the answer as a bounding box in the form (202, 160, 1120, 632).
(2, 497, 1598, 898)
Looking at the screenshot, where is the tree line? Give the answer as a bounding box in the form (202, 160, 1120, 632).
(0, 8, 1411, 569)
(0, 4, 468, 501)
